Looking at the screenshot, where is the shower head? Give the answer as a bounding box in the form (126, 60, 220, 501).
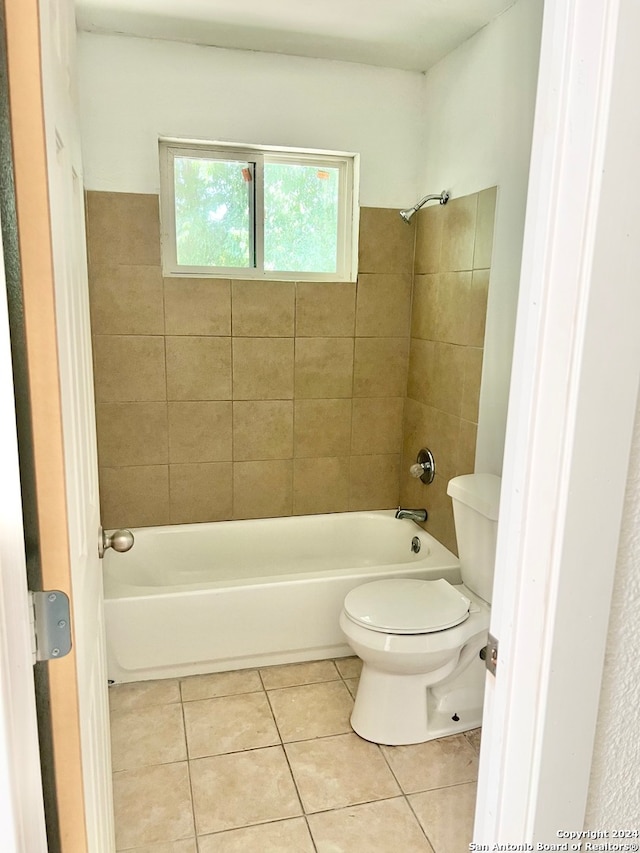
(399, 190, 450, 223)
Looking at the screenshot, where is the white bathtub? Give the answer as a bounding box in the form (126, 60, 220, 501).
(103, 510, 461, 683)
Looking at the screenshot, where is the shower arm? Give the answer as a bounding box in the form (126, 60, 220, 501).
(399, 190, 450, 223)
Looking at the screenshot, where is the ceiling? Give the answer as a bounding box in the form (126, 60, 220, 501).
(74, 0, 516, 73)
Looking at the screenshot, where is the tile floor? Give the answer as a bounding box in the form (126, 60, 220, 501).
(109, 657, 480, 852)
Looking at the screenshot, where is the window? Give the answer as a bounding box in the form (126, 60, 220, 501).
(159, 140, 358, 281)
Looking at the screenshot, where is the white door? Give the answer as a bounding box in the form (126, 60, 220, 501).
(3, 0, 114, 848)
(38, 1, 114, 849)
(475, 0, 640, 838)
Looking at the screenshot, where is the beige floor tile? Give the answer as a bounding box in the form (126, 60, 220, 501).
(190, 746, 302, 834)
(409, 782, 477, 853)
(184, 693, 280, 758)
(308, 797, 434, 853)
(180, 669, 262, 702)
(120, 841, 197, 853)
(465, 727, 482, 754)
(113, 762, 194, 850)
(109, 678, 181, 712)
(268, 681, 354, 742)
(260, 659, 340, 690)
(381, 734, 478, 794)
(198, 818, 315, 852)
(335, 656, 363, 679)
(110, 704, 186, 771)
(344, 677, 360, 698)
(285, 733, 400, 813)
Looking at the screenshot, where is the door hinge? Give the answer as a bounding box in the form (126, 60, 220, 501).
(29, 590, 72, 664)
(480, 632, 499, 676)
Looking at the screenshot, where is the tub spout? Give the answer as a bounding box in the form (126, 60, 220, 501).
(395, 507, 428, 523)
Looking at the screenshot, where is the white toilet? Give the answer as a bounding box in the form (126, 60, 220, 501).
(339, 473, 501, 745)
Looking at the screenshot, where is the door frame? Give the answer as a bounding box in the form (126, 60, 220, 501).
(476, 0, 640, 837)
(0, 203, 48, 853)
(2, 0, 639, 844)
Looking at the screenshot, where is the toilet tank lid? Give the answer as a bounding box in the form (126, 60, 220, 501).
(447, 473, 501, 520)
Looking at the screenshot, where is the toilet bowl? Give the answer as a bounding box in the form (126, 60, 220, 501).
(340, 473, 501, 745)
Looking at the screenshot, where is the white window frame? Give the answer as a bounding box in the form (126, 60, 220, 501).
(159, 139, 359, 282)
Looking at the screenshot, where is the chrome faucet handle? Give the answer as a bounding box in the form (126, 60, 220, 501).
(409, 448, 436, 484)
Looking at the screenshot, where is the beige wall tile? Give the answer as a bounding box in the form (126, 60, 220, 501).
(164, 278, 231, 336)
(168, 401, 232, 463)
(233, 400, 293, 460)
(409, 782, 477, 853)
(358, 207, 415, 274)
(409, 405, 461, 481)
(458, 419, 478, 476)
(284, 733, 400, 813)
(89, 265, 164, 335)
(410, 274, 438, 341)
(198, 819, 314, 853)
(351, 397, 404, 455)
(96, 402, 168, 467)
(355, 274, 412, 337)
(232, 338, 294, 400)
(461, 347, 484, 423)
(349, 454, 400, 510)
(233, 460, 293, 519)
(294, 337, 354, 399)
(190, 747, 301, 834)
(294, 399, 351, 457)
(232, 280, 295, 336)
(474, 185, 498, 269)
(295, 282, 356, 336)
(467, 269, 490, 347)
(99, 465, 170, 529)
(440, 193, 478, 272)
(169, 463, 233, 523)
(308, 798, 434, 853)
(429, 342, 467, 416)
(406, 338, 435, 406)
(113, 762, 193, 850)
(86, 191, 160, 267)
(166, 336, 232, 401)
(268, 681, 353, 742)
(353, 338, 408, 397)
(292, 457, 350, 515)
(414, 203, 444, 274)
(423, 472, 457, 554)
(402, 397, 429, 461)
(93, 335, 166, 402)
(433, 271, 473, 345)
(399, 450, 430, 510)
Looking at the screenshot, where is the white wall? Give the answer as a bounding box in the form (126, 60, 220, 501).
(585, 385, 640, 824)
(76, 33, 426, 208)
(420, 0, 544, 474)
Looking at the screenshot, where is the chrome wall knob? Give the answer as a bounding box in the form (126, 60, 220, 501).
(99, 526, 134, 559)
(410, 448, 436, 484)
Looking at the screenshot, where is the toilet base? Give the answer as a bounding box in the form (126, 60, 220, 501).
(350, 652, 486, 745)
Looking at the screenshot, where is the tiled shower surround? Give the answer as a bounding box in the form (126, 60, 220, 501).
(87, 189, 495, 550)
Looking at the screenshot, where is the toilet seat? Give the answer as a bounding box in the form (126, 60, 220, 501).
(343, 578, 471, 635)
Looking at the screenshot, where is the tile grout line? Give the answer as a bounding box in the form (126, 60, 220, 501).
(179, 687, 200, 848)
(259, 670, 316, 848)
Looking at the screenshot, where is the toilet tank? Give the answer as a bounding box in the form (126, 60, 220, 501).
(447, 473, 501, 604)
